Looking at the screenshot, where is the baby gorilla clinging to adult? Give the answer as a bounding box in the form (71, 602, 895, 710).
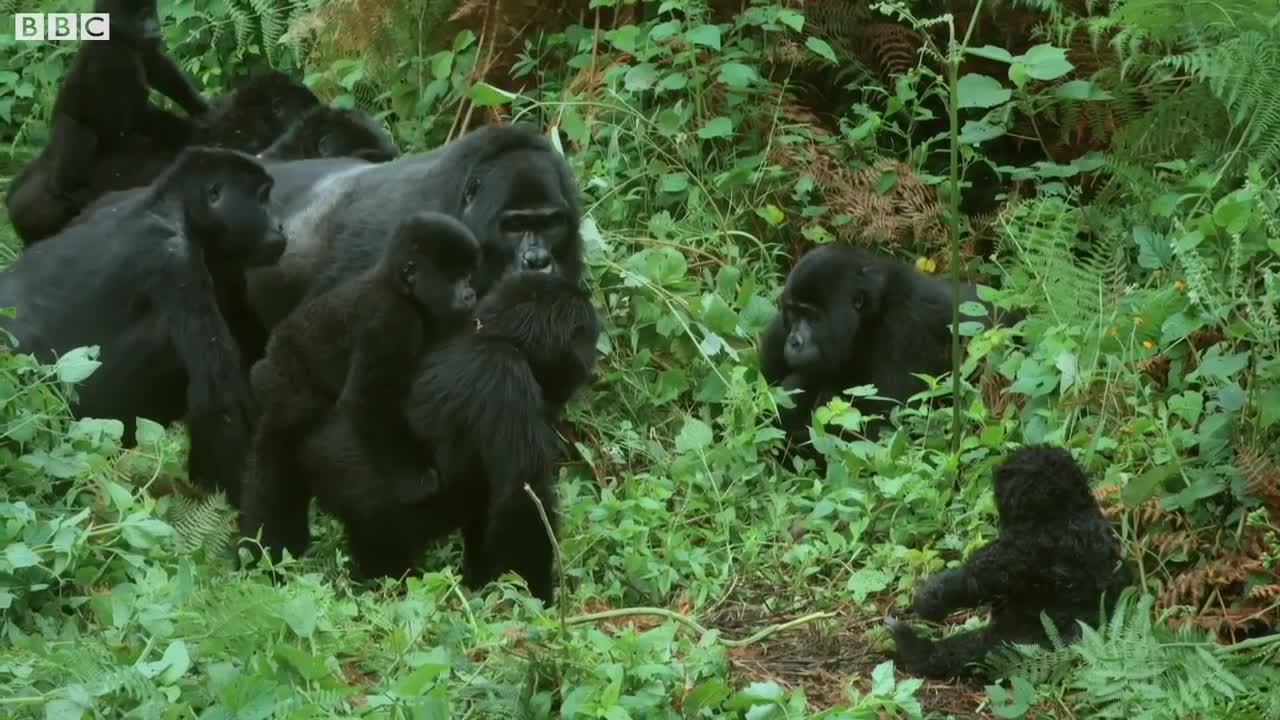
(375, 271, 601, 602)
(888, 445, 1132, 679)
(238, 211, 480, 566)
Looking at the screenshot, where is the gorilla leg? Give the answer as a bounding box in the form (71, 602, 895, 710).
(475, 479, 558, 603)
(890, 622, 998, 678)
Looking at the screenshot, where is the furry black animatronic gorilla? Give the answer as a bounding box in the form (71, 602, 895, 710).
(237, 211, 481, 570)
(759, 244, 997, 456)
(259, 106, 401, 163)
(888, 445, 1132, 678)
(5, 0, 210, 245)
(244, 123, 585, 330)
(0, 148, 287, 499)
(284, 271, 600, 598)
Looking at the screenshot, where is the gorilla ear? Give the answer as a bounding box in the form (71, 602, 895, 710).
(398, 259, 418, 290)
(317, 133, 337, 157)
(207, 181, 223, 204)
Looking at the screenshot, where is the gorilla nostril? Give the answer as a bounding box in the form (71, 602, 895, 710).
(523, 251, 552, 271)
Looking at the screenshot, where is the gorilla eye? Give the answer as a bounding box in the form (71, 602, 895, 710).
(463, 177, 480, 205)
(256, 184, 271, 204)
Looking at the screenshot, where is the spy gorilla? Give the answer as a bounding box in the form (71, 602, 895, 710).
(5, 0, 210, 245)
(888, 445, 1132, 678)
(259, 106, 401, 163)
(237, 212, 481, 571)
(759, 244, 1000, 454)
(0, 148, 287, 499)
(244, 123, 585, 329)
(282, 272, 601, 599)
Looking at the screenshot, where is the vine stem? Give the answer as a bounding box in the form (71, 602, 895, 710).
(563, 607, 837, 648)
(523, 483, 568, 633)
(947, 1, 987, 455)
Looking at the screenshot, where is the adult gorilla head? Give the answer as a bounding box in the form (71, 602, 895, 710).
(436, 124, 585, 295)
(246, 122, 586, 330)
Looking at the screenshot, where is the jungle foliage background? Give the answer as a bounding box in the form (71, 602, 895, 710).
(2, 0, 1280, 717)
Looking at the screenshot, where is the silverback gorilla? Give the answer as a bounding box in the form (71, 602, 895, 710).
(0, 148, 287, 499)
(243, 123, 585, 329)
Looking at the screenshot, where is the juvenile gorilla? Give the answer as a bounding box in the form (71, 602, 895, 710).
(69, 72, 321, 225)
(292, 272, 601, 597)
(245, 123, 585, 329)
(238, 212, 481, 568)
(259, 106, 401, 163)
(0, 148, 287, 499)
(759, 244, 995, 455)
(6, 0, 210, 245)
(400, 272, 601, 601)
(889, 445, 1132, 678)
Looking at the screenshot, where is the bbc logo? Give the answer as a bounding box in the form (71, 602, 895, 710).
(15, 13, 110, 41)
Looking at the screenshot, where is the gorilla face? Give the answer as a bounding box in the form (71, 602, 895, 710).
(183, 151, 286, 268)
(459, 146, 585, 297)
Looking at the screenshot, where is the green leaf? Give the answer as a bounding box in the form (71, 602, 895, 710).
(696, 116, 733, 139)
(846, 568, 891, 604)
(805, 37, 837, 64)
(275, 644, 331, 681)
(660, 172, 690, 193)
(755, 204, 785, 226)
(776, 10, 804, 32)
(56, 346, 101, 384)
(625, 63, 659, 91)
(717, 62, 758, 89)
(958, 120, 1005, 145)
(134, 418, 166, 447)
(685, 24, 721, 50)
(1054, 79, 1112, 101)
(44, 699, 87, 720)
(870, 660, 897, 695)
(5, 542, 40, 569)
(468, 82, 518, 107)
(1190, 346, 1248, 382)
(967, 45, 1014, 63)
(1123, 463, 1179, 506)
(649, 19, 681, 43)
(1017, 44, 1074, 80)
(282, 594, 317, 639)
(1260, 386, 1280, 428)
(956, 74, 1010, 109)
(675, 418, 713, 453)
(683, 680, 732, 712)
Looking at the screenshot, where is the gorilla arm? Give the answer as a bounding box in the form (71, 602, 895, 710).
(155, 238, 255, 493)
(908, 540, 1044, 620)
(142, 48, 209, 118)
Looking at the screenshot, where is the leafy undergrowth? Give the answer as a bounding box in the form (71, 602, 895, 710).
(4, 0, 1280, 717)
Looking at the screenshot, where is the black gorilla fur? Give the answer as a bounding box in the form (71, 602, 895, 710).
(889, 445, 1132, 678)
(259, 106, 401, 163)
(193, 71, 321, 153)
(759, 244, 999, 457)
(0, 147, 287, 499)
(67, 72, 322, 228)
(5, 0, 210, 245)
(398, 271, 601, 602)
(244, 123, 585, 330)
(283, 271, 601, 599)
(238, 211, 482, 571)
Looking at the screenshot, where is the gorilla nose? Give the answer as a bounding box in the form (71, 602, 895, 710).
(522, 250, 553, 272)
(787, 335, 804, 351)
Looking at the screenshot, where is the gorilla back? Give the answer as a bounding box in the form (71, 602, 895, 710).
(245, 123, 585, 329)
(0, 148, 285, 497)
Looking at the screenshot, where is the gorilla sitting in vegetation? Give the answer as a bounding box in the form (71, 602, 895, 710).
(888, 445, 1132, 678)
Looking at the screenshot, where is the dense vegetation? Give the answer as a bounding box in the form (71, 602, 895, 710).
(2, 0, 1279, 717)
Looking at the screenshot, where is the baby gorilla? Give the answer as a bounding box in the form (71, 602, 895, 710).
(238, 211, 480, 566)
(888, 445, 1132, 678)
(307, 271, 601, 597)
(259, 106, 401, 163)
